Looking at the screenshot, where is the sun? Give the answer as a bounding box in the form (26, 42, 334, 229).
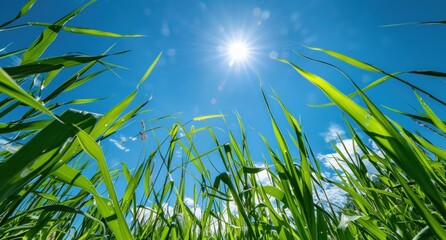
(227, 41, 250, 66)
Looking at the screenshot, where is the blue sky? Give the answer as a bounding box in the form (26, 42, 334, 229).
(2, 0, 446, 207)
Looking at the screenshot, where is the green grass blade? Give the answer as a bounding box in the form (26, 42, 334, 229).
(0, 68, 56, 119)
(415, 91, 446, 133)
(21, 0, 96, 64)
(51, 165, 127, 240)
(75, 129, 134, 239)
(310, 73, 400, 107)
(193, 114, 225, 121)
(0, 109, 97, 203)
(27, 22, 144, 37)
(5, 54, 113, 79)
(306, 46, 381, 72)
(0, 0, 37, 28)
(0, 119, 52, 134)
(0, 49, 26, 60)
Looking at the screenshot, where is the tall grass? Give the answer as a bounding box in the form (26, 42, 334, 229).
(1, 1, 445, 239)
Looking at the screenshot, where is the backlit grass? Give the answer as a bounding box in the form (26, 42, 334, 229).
(0, 1, 445, 239)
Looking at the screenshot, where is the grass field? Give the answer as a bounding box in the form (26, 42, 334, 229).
(1, 1, 445, 239)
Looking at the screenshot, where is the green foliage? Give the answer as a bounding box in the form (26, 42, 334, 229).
(1, 1, 445, 239)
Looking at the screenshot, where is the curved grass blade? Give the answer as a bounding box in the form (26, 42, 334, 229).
(90, 52, 161, 138)
(21, 0, 96, 64)
(409, 70, 446, 78)
(102, 100, 150, 138)
(382, 20, 446, 27)
(310, 73, 400, 107)
(0, 119, 52, 134)
(51, 164, 129, 240)
(0, 0, 37, 28)
(193, 114, 225, 121)
(0, 109, 97, 203)
(42, 47, 120, 102)
(75, 128, 133, 239)
(415, 91, 446, 133)
(280, 58, 446, 238)
(383, 106, 446, 126)
(4, 54, 118, 79)
(408, 131, 446, 160)
(26, 22, 144, 37)
(0, 68, 56, 119)
(306, 46, 446, 106)
(0, 49, 26, 60)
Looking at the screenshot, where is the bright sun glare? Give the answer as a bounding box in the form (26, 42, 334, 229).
(227, 41, 250, 66)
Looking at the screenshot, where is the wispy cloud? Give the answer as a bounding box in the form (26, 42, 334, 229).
(320, 123, 346, 143)
(109, 134, 136, 152)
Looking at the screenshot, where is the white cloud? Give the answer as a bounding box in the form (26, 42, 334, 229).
(228, 201, 238, 215)
(109, 138, 130, 152)
(320, 123, 346, 143)
(318, 124, 377, 175)
(254, 163, 273, 186)
(315, 125, 382, 207)
(109, 134, 137, 152)
(317, 138, 362, 174)
(184, 197, 194, 207)
(135, 206, 154, 224)
(178, 128, 185, 137)
(184, 197, 202, 219)
(162, 203, 174, 217)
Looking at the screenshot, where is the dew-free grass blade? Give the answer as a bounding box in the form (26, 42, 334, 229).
(64, 68, 109, 92)
(4, 54, 116, 79)
(409, 70, 446, 78)
(382, 20, 446, 27)
(0, 119, 52, 134)
(21, 0, 96, 64)
(0, 49, 26, 60)
(415, 91, 446, 133)
(103, 100, 150, 138)
(75, 128, 133, 239)
(89, 52, 161, 138)
(42, 47, 119, 102)
(0, 109, 97, 203)
(51, 164, 129, 240)
(409, 132, 446, 160)
(310, 73, 400, 108)
(26, 22, 144, 38)
(281, 58, 446, 238)
(0, 68, 56, 119)
(0, 0, 37, 28)
(306, 46, 380, 72)
(306, 46, 446, 106)
(193, 114, 225, 121)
